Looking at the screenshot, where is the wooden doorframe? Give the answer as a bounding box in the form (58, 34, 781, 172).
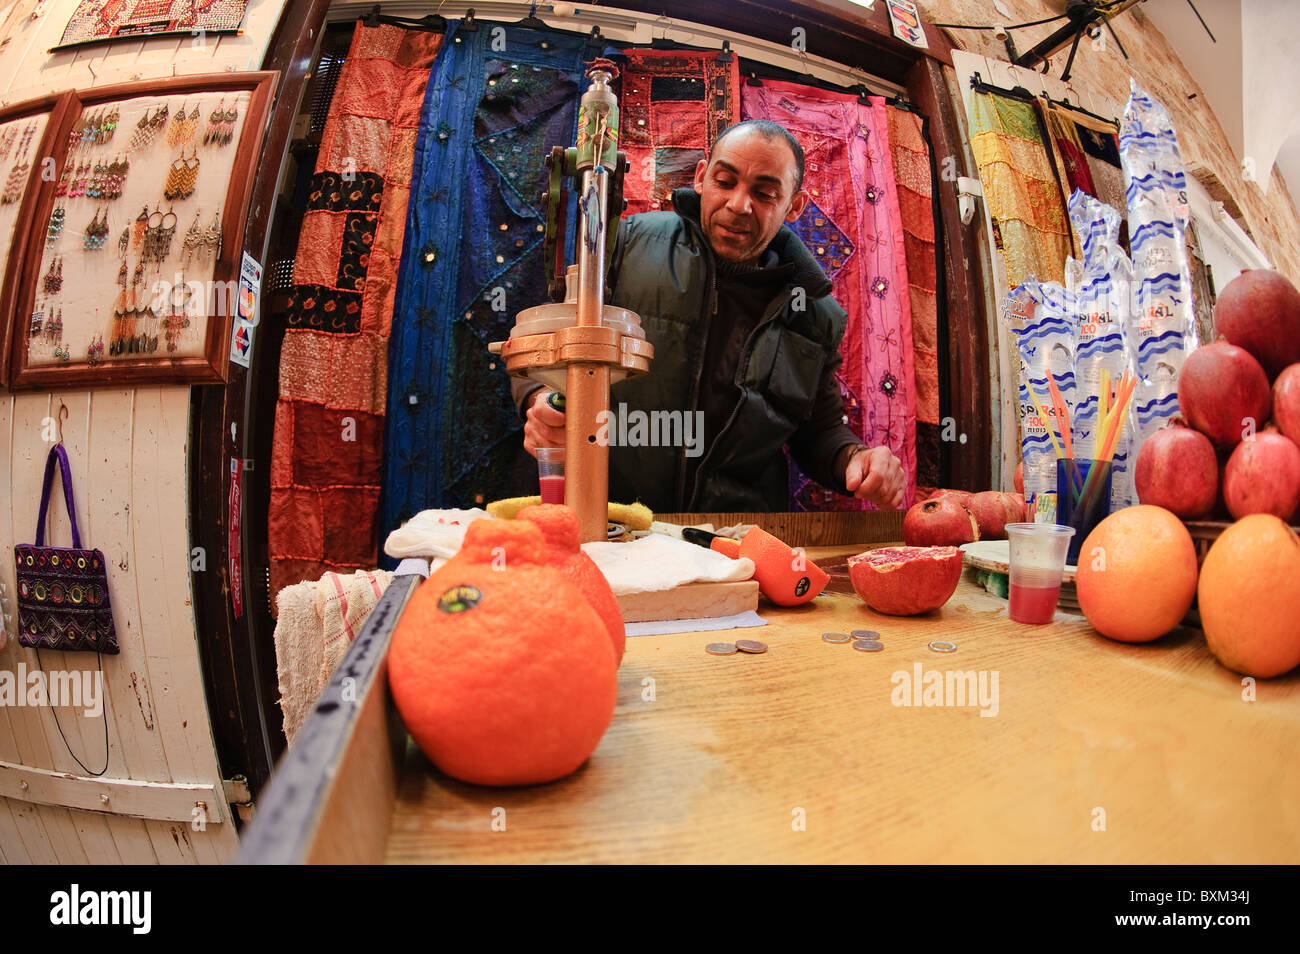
(190, 0, 332, 799)
(190, 0, 992, 804)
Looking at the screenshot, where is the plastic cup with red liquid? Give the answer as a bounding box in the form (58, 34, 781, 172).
(537, 446, 565, 504)
(1005, 523, 1075, 625)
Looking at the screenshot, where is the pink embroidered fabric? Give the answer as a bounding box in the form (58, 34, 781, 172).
(742, 80, 917, 510)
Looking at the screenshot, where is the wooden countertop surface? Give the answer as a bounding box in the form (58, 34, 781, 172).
(383, 546, 1300, 863)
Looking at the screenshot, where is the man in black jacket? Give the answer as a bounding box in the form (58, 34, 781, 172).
(517, 119, 905, 513)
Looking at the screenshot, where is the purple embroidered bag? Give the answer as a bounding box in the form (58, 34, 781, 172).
(14, 443, 118, 654)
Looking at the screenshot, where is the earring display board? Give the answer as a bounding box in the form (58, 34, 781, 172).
(6, 72, 275, 389)
(52, 0, 249, 52)
(0, 91, 79, 388)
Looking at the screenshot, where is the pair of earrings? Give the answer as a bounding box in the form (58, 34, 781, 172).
(1, 158, 29, 204)
(181, 208, 222, 263)
(86, 334, 105, 365)
(203, 98, 239, 147)
(83, 208, 110, 250)
(163, 149, 200, 200)
(128, 104, 169, 152)
(43, 256, 63, 294)
(166, 101, 201, 148)
(141, 206, 177, 263)
(46, 206, 64, 246)
(36, 305, 62, 341)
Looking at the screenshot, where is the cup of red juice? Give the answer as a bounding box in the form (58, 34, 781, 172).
(1005, 523, 1075, 625)
(537, 446, 565, 505)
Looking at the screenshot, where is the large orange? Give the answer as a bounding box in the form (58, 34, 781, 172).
(518, 504, 626, 664)
(1198, 515, 1300, 677)
(388, 520, 617, 786)
(1074, 505, 1198, 642)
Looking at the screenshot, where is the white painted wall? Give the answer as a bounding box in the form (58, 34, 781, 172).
(0, 0, 286, 866)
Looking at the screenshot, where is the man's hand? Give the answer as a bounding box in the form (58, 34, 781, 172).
(523, 388, 566, 458)
(845, 445, 906, 509)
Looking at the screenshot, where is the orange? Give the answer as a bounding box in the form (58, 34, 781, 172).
(1198, 515, 1300, 677)
(388, 520, 616, 786)
(1075, 504, 1198, 642)
(518, 504, 626, 664)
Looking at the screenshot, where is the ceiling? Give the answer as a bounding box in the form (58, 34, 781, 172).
(1142, 0, 1300, 199)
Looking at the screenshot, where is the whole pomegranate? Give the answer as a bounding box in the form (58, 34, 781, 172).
(1134, 420, 1218, 518)
(903, 497, 979, 547)
(1223, 431, 1300, 521)
(1273, 363, 1300, 444)
(1177, 341, 1271, 447)
(966, 490, 1024, 540)
(1213, 269, 1300, 379)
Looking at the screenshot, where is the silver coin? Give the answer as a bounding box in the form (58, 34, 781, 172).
(851, 629, 880, 640)
(706, 642, 738, 656)
(822, 632, 851, 643)
(928, 640, 958, 654)
(852, 639, 884, 652)
(735, 639, 767, 654)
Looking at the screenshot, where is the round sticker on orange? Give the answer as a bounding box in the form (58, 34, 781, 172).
(437, 585, 483, 614)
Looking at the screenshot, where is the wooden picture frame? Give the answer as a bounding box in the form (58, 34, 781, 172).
(0, 92, 80, 389)
(5, 71, 276, 390)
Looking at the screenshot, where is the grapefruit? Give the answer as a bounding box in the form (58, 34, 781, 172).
(388, 520, 617, 786)
(1198, 514, 1300, 677)
(1074, 505, 1198, 643)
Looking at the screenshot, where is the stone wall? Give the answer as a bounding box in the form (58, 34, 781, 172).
(916, 0, 1300, 282)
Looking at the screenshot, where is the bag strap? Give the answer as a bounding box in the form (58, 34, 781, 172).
(34, 443, 82, 550)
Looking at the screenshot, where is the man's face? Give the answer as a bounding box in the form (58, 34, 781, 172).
(692, 128, 808, 265)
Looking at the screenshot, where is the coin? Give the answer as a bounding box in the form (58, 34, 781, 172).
(852, 639, 884, 652)
(928, 640, 958, 653)
(851, 629, 880, 640)
(822, 632, 851, 643)
(706, 642, 737, 655)
(735, 639, 768, 654)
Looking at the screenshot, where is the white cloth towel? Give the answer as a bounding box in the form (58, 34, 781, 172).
(274, 569, 393, 745)
(582, 533, 754, 596)
(383, 508, 491, 560)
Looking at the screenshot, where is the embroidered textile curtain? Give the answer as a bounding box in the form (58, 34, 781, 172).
(887, 104, 942, 492)
(618, 48, 741, 216)
(267, 21, 441, 602)
(1038, 97, 1127, 251)
(741, 80, 917, 511)
(967, 90, 1071, 290)
(381, 23, 590, 539)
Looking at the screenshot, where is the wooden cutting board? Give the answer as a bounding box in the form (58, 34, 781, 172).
(616, 580, 759, 623)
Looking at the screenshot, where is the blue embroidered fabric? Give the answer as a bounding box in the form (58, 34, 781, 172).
(381, 22, 589, 544)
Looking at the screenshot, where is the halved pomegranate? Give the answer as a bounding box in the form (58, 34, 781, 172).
(847, 546, 963, 616)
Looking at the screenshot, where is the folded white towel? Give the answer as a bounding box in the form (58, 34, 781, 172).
(582, 534, 754, 596)
(383, 508, 491, 559)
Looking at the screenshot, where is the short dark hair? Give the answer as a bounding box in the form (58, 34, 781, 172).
(709, 119, 805, 193)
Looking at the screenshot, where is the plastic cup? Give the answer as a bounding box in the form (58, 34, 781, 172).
(1056, 458, 1112, 566)
(1005, 522, 1075, 625)
(537, 446, 565, 504)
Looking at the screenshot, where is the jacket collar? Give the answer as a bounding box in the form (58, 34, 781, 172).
(671, 187, 833, 298)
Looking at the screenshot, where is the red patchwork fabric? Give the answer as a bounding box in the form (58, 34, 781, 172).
(268, 21, 440, 608)
(619, 50, 740, 215)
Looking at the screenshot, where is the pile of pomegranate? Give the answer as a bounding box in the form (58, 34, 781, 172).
(1137, 269, 1300, 524)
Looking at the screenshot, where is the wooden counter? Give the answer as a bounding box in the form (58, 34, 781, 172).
(382, 546, 1299, 864)
(238, 538, 1300, 864)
